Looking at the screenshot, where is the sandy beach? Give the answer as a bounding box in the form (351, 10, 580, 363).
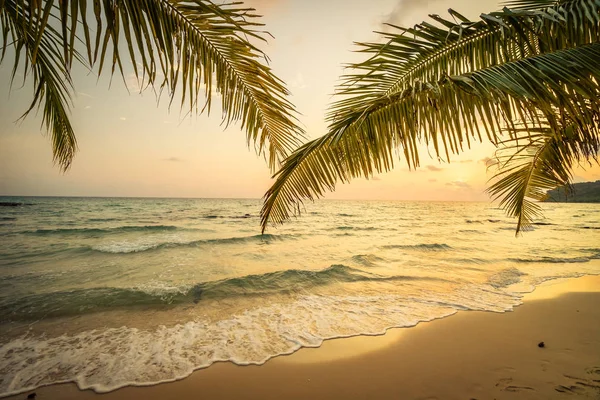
(6, 275, 600, 400)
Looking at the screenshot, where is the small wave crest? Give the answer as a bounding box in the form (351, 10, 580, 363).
(351, 254, 386, 267)
(488, 267, 527, 289)
(89, 233, 298, 254)
(382, 243, 452, 251)
(0, 265, 442, 321)
(509, 256, 592, 264)
(335, 226, 377, 231)
(23, 225, 180, 236)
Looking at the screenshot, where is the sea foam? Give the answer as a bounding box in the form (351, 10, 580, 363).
(0, 285, 523, 397)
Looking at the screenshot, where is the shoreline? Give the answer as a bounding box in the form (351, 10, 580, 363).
(5, 274, 600, 399)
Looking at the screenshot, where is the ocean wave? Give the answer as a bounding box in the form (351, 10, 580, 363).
(0, 283, 524, 397)
(23, 225, 181, 236)
(508, 256, 592, 264)
(0, 265, 441, 321)
(0, 202, 33, 207)
(488, 267, 527, 288)
(87, 217, 121, 222)
(89, 233, 298, 254)
(351, 254, 386, 267)
(202, 214, 253, 219)
(382, 243, 452, 251)
(465, 219, 508, 224)
(335, 226, 377, 231)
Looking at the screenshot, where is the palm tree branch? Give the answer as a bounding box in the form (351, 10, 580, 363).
(487, 119, 599, 233)
(107, 0, 305, 169)
(1, 0, 79, 170)
(1, 0, 304, 171)
(261, 43, 600, 231)
(330, 0, 600, 139)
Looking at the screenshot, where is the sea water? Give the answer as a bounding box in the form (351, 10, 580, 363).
(0, 197, 598, 396)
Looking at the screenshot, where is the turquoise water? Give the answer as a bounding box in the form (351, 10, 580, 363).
(0, 197, 599, 396)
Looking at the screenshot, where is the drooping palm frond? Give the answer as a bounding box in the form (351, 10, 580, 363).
(501, 0, 567, 10)
(329, 0, 600, 157)
(1, 1, 79, 169)
(0, 0, 303, 171)
(487, 118, 600, 234)
(261, 0, 600, 232)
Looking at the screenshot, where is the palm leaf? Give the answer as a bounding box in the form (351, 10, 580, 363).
(0, 0, 304, 171)
(487, 120, 599, 234)
(329, 0, 600, 161)
(261, 0, 600, 232)
(1, 0, 79, 170)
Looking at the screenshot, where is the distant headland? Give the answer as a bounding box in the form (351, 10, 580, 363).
(543, 180, 600, 203)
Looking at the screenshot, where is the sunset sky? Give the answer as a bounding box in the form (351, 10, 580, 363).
(1, 0, 599, 200)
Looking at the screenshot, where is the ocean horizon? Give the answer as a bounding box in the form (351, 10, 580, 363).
(1, 196, 599, 397)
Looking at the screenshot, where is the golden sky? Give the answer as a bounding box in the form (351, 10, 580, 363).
(0, 0, 598, 199)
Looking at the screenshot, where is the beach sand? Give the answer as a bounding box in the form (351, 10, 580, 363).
(7, 275, 600, 400)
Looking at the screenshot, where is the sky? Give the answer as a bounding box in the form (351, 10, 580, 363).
(1, 0, 599, 200)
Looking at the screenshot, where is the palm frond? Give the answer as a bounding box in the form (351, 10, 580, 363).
(487, 119, 600, 234)
(329, 0, 600, 160)
(261, 129, 394, 232)
(501, 0, 562, 10)
(1, 0, 78, 170)
(262, 0, 600, 230)
(0, 0, 304, 171)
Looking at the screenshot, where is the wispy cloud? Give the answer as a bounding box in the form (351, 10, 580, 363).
(446, 181, 472, 189)
(164, 157, 184, 162)
(119, 117, 127, 121)
(125, 73, 144, 93)
(428, 178, 437, 182)
(289, 72, 307, 89)
(382, 0, 444, 27)
(371, 176, 382, 181)
(77, 91, 94, 99)
(426, 165, 443, 172)
(479, 157, 497, 166)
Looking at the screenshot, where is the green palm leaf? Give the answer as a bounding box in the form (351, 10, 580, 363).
(0, 0, 304, 171)
(487, 120, 599, 233)
(2, 0, 80, 169)
(261, 0, 600, 232)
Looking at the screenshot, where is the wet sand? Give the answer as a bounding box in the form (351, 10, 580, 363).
(7, 275, 600, 400)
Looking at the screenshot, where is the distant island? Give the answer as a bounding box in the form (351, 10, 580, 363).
(543, 180, 600, 203)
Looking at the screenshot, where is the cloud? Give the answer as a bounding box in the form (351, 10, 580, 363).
(125, 73, 143, 93)
(428, 178, 437, 182)
(371, 176, 382, 181)
(382, 0, 444, 27)
(77, 92, 94, 98)
(164, 157, 184, 162)
(457, 159, 473, 164)
(426, 165, 443, 172)
(478, 157, 498, 167)
(84, 105, 92, 110)
(289, 72, 307, 89)
(119, 117, 127, 121)
(446, 181, 472, 189)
